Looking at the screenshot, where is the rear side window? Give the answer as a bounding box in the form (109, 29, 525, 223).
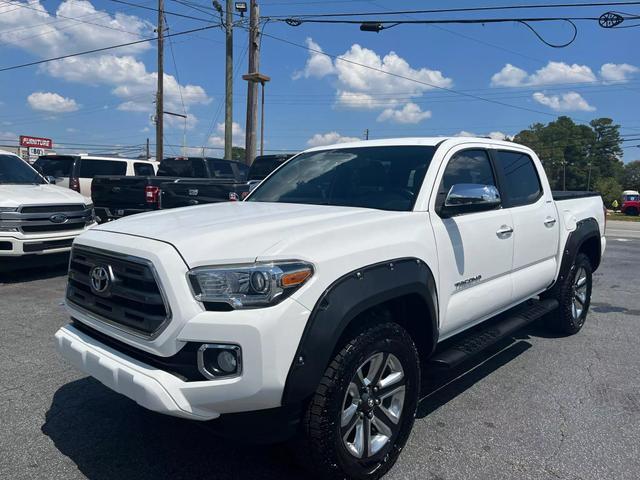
(494, 151, 542, 207)
(79, 160, 126, 177)
(134, 162, 155, 176)
(158, 159, 206, 177)
(441, 149, 496, 193)
(208, 160, 234, 178)
(34, 157, 75, 177)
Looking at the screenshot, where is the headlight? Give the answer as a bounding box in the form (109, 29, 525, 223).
(188, 261, 314, 309)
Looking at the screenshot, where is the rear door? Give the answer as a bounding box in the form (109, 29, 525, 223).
(78, 159, 127, 196)
(492, 148, 560, 301)
(429, 146, 514, 338)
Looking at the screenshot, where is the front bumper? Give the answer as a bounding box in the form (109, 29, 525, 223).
(57, 296, 312, 420)
(0, 231, 88, 256)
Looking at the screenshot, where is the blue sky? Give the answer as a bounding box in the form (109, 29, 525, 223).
(0, 0, 639, 161)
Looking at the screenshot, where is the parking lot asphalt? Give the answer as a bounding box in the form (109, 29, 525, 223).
(1, 231, 639, 480)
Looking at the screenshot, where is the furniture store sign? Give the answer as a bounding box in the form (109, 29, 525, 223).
(20, 135, 53, 149)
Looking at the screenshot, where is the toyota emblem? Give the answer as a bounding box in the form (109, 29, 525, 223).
(89, 265, 112, 295)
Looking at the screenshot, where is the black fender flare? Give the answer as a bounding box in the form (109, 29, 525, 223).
(281, 257, 438, 406)
(552, 217, 601, 290)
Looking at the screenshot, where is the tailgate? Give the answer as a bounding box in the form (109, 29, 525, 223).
(160, 180, 249, 208)
(92, 176, 154, 208)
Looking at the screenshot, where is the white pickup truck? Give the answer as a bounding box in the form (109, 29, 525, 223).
(0, 150, 95, 258)
(55, 138, 605, 480)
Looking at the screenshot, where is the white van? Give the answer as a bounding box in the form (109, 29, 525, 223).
(33, 155, 158, 197)
(0, 150, 95, 257)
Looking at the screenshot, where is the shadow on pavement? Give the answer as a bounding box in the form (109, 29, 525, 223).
(43, 339, 536, 479)
(42, 377, 305, 480)
(0, 253, 69, 284)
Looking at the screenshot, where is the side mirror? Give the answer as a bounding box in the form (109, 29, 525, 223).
(441, 183, 501, 217)
(45, 175, 57, 184)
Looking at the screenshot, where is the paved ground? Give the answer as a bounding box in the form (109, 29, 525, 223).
(0, 226, 638, 480)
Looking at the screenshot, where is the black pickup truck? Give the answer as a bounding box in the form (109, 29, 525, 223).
(92, 157, 249, 222)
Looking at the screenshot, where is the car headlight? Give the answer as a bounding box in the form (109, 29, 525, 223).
(188, 261, 314, 309)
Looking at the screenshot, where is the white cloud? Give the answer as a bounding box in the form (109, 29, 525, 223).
(599, 63, 639, 84)
(306, 132, 361, 147)
(377, 103, 431, 124)
(491, 61, 597, 87)
(27, 91, 79, 113)
(45, 54, 210, 120)
(296, 39, 451, 120)
(293, 38, 336, 80)
(532, 92, 596, 111)
(0, 0, 152, 58)
(208, 122, 245, 147)
(0, 2, 209, 126)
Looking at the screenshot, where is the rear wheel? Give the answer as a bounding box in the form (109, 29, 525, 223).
(298, 322, 420, 480)
(544, 253, 593, 335)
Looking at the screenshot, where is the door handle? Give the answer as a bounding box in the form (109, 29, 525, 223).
(496, 225, 514, 238)
(544, 217, 557, 227)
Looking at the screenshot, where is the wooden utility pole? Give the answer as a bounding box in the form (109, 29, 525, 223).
(155, 0, 164, 162)
(244, 0, 259, 166)
(146, 137, 150, 159)
(224, 0, 233, 160)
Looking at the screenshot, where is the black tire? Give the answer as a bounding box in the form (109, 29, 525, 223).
(544, 253, 593, 335)
(625, 207, 638, 216)
(297, 322, 420, 480)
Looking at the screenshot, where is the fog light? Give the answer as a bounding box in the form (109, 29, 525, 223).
(197, 344, 242, 379)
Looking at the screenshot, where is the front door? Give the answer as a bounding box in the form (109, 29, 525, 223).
(429, 147, 514, 339)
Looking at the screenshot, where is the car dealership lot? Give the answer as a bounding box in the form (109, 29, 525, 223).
(1, 225, 638, 480)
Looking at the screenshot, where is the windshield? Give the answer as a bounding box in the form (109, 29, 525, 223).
(33, 156, 75, 177)
(247, 146, 436, 211)
(0, 154, 44, 184)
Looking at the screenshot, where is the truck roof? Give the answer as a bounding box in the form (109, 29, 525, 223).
(303, 136, 523, 153)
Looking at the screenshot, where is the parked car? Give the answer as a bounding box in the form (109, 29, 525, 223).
(0, 149, 95, 257)
(55, 137, 606, 480)
(91, 157, 249, 222)
(247, 153, 295, 191)
(33, 154, 158, 197)
(621, 194, 639, 215)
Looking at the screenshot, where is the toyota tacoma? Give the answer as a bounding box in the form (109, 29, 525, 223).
(55, 138, 606, 479)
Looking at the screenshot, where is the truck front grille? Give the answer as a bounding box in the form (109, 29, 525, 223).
(66, 247, 171, 338)
(0, 204, 92, 234)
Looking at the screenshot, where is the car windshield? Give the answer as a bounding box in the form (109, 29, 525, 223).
(247, 146, 436, 211)
(0, 154, 44, 184)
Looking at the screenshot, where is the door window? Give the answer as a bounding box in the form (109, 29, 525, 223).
(134, 162, 155, 176)
(441, 149, 496, 193)
(79, 160, 127, 177)
(494, 151, 542, 207)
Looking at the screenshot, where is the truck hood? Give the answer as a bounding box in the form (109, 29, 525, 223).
(0, 183, 90, 208)
(96, 201, 406, 267)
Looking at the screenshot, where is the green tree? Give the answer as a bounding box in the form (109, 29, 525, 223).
(231, 146, 246, 161)
(513, 117, 624, 191)
(623, 160, 640, 191)
(594, 177, 622, 208)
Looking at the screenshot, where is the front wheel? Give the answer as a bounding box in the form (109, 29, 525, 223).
(298, 322, 420, 480)
(544, 253, 593, 335)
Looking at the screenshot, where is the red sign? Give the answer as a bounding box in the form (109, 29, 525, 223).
(20, 135, 53, 149)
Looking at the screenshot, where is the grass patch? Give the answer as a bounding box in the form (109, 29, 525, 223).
(607, 212, 640, 222)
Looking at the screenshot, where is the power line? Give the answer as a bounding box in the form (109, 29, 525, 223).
(105, 0, 217, 23)
(254, 29, 595, 122)
(0, 23, 220, 73)
(268, 2, 640, 19)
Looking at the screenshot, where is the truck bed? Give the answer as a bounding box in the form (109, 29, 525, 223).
(552, 191, 601, 201)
